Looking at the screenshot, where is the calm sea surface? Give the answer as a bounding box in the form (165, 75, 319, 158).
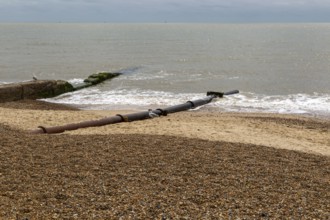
(0, 23, 329, 117)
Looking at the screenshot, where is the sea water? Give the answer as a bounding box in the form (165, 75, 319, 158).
(0, 23, 329, 117)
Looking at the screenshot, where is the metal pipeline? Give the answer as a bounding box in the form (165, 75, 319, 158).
(30, 90, 239, 134)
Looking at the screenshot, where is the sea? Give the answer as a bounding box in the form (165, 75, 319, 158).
(1, 23, 329, 118)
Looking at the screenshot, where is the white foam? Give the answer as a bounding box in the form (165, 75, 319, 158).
(212, 92, 330, 116)
(44, 89, 330, 117)
(45, 88, 202, 107)
(68, 78, 85, 85)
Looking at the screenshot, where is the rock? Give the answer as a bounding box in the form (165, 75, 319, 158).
(71, 82, 92, 91)
(0, 80, 74, 103)
(84, 72, 121, 85)
(53, 81, 74, 96)
(84, 77, 100, 85)
(0, 71, 121, 103)
(0, 84, 23, 102)
(21, 80, 74, 99)
(22, 80, 56, 99)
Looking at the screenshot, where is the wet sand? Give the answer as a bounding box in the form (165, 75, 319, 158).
(0, 100, 329, 219)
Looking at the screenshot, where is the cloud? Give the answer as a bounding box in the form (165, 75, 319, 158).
(1, 0, 330, 22)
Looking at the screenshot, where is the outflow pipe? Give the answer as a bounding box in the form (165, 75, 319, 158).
(30, 90, 239, 134)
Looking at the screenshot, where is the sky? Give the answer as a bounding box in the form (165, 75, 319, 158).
(0, 0, 330, 23)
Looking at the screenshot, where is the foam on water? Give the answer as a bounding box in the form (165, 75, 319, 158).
(45, 88, 202, 109)
(44, 87, 330, 117)
(211, 92, 330, 117)
(68, 78, 85, 85)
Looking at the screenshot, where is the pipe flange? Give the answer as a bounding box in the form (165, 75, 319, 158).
(116, 114, 129, 122)
(186, 101, 195, 108)
(156, 108, 168, 116)
(37, 126, 48, 134)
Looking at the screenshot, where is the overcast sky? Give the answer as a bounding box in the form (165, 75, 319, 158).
(0, 0, 330, 23)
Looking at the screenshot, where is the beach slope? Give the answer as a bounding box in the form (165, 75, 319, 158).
(0, 100, 329, 219)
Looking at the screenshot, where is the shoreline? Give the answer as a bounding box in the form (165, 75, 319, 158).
(1, 100, 329, 156)
(41, 97, 330, 121)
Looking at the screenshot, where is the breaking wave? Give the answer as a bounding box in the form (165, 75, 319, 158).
(44, 88, 330, 118)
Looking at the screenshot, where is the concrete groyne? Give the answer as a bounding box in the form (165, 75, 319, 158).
(0, 72, 121, 103)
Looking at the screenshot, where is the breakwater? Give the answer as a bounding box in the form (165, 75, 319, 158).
(0, 72, 120, 103)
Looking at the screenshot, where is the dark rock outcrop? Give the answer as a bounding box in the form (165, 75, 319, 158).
(0, 71, 121, 103)
(0, 80, 74, 103)
(83, 72, 121, 85)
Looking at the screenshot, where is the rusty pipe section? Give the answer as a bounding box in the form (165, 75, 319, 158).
(30, 90, 239, 134)
(31, 116, 123, 134)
